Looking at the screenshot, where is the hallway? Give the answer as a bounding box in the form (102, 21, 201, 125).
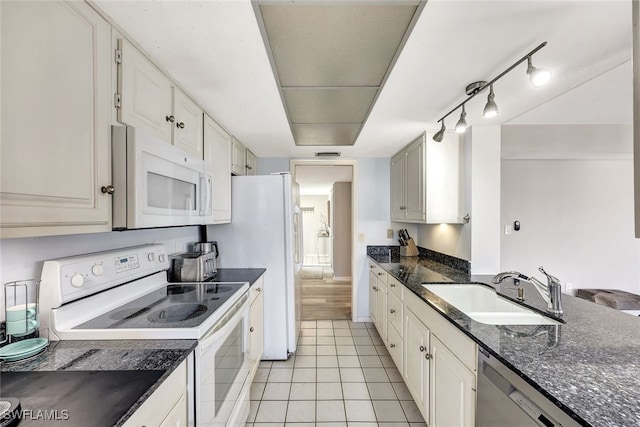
(301, 266, 351, 321)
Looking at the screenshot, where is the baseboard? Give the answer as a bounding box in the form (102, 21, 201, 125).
(332, 276, 352, 282)
(357, 316, 373, 323)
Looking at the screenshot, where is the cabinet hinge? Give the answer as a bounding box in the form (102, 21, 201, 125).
(114, 93, 121, 109)
(114, 49, 122, 64)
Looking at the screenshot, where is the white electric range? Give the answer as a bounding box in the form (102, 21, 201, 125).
(39, 244, 251, 427)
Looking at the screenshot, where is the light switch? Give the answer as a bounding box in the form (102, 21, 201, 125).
(386, 229, 394, 239)
(504, 225, 511, 235)
(358, 232, 365, 242)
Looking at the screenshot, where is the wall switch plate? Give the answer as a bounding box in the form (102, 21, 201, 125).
(387, 229, 394, 239)
(504, 225, 511, 235)
(358, 232, 365, 243)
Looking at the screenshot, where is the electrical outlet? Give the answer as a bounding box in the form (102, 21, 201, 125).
(358, 232, 365, 243)
(387, 229, 394, 239)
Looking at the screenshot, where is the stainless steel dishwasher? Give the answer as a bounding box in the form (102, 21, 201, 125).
(476, 348, 581, 427)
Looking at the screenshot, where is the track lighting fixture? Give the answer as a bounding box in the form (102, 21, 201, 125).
(433, 121, 446, 142)
(455, 104, 467, 133)
(483, 85, 499, 118)
(527, 56, 551, 87)
(432, 42, 550, 142)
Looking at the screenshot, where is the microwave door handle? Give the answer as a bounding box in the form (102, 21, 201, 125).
(200, 173, 212, 216)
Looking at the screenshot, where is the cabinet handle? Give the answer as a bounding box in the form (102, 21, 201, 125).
(372, 286, 378, 291)
(256, 287, 262, 292)
(419, 345, 426, 352)
(370, 265, 375, 269)
(250, 326, 254, 332)
(389, 343, 396, 348)
(390, 309, 395, 314)
(389, 283, 395, 287)
(101, 185, 115, 195)
(166, 115, 175, 123)
(400, 206, 406, 210)
(425, 353, 432, 360)
(177, 122, 185, 129)
(377, 272, 384, 276)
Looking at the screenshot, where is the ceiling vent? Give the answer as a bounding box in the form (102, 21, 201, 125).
(315, 152, 341, 157)
(254, 1, 426, 147)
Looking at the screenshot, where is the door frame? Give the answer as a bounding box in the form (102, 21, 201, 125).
(290, 159, 359, 323)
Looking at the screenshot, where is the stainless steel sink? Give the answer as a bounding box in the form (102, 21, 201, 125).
(422, 284, 561, 325)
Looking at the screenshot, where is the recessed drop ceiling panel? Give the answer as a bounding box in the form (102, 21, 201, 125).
(259, 5, 418, 87)
(256, 1, 424, 147)
(292, 124, 361, 146)
(284, 87, 378, 124)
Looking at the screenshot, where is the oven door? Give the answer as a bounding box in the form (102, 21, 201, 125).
(112, 126, 212, 229)
(196, 293, 250, 427)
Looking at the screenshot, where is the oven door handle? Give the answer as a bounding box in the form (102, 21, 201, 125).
(199, 294, 248, 352)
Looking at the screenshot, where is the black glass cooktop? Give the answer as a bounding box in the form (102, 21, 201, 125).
(75, 282, 246, 330)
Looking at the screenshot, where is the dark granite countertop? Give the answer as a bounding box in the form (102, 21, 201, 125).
(0, 339, 196, 426)
(213, 268, 265, 285)
(369, 253, 640, 427)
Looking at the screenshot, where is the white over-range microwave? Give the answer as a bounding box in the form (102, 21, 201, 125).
(111, 126, 213, 229)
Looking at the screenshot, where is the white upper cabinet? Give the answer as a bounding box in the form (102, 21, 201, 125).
(118, 38, 173, 142)
(172, 87, 204, 158)
(118, 39, 204, 158)
(245, 149, 257, 176)
(390, 132, 464, 224)
(0, 0, 112, 238)
(204, 114, 232, 223)
(231, 137, 246, 176)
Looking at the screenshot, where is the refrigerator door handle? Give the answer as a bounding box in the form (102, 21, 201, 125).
(293, 211, 301, 264)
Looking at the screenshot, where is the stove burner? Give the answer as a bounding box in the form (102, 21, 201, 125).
(206, 285, 233, 294)
(0, 398, 20, 427)
(147, 304, 208, 323)
(167, 285, 196, 295)
(109, 307, 150, 321)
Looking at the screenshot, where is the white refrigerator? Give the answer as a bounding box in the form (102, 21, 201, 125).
(207, 173, 302, 360)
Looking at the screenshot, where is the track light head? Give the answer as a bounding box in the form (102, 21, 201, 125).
(527, 56, 551, 87)
(483, 85, 499, 118)
(433, 121, 446, 142)
(455, 105, 467, 133)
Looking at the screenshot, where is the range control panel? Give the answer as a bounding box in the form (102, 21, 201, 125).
(41, 244, 169, 308)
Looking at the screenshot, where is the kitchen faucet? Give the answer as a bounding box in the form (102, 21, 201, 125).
(492, 267, 563, 316)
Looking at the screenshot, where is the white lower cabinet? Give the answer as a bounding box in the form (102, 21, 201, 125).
(430, 335, 476, 427)
(370, 260, 477, 427)
(249, 278, 265, 377)
(404, 307, 430, 418)
(123, 359, 188, 427)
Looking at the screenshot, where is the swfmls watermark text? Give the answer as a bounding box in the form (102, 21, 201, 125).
(3, 409, 70, 421)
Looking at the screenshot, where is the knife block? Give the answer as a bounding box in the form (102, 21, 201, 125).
(400, 238, 419, 257)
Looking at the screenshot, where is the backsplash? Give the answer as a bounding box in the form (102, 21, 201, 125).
(367, 245, 470, 273)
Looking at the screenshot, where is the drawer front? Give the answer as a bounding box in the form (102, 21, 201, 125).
(387, 291, 403, 338)
(368, 259, 388, 284)
(249, 276, 264, 305)
(386, 322, 403, 373)
(387, 276, 403, 299)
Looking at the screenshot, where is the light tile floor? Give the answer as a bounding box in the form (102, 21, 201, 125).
(247, 320, 427, 427)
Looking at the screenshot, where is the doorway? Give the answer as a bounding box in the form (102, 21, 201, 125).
(292, 161, 356, 321)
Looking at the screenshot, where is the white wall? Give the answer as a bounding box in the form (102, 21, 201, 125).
(257, 157, 291, 175)
(300, 195, 331, 264)
(0, 226, 201, 315)
(501, 124, 639, 294)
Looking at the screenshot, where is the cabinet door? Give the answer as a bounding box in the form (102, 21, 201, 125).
(204, 115, 232, 223)
(1, 0, 112, 238)
(245, 149, 257, 175)
(404, 136, 426, 222)
(159, 394, 187, 427)
(118, 38, 172, 142)
(172, 87, 204, 158)
(430, 335, 476, 427)
(390, 152, 405, 221)
(369, 270, 378, 324)
(404, 308, 430, 420)
(426, 132, 464, 224)
(249, 289, 264, 372)
(376, 281, 387, 340)
(231, 137, 246, 175)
